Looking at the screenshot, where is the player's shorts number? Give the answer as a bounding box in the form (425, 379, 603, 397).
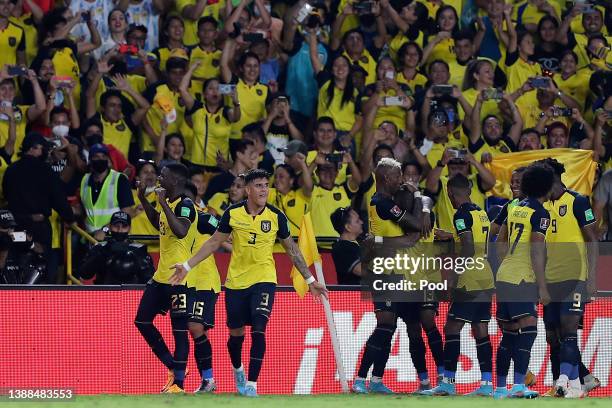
(572, 293, 581, 309)
(260, 292, 270, 307)
(248, 232, 257, 245)
(551, 219, 557, 233)
(193, 301, 204, 316)
(171, 294, 187, 310)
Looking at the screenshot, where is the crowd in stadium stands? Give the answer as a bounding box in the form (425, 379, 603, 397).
(0, 0, 609, 284)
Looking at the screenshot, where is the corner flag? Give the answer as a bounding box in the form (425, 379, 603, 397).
(290, 212, 321, 298)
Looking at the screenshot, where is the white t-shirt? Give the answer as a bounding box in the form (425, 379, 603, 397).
(68, 0, 114, 45)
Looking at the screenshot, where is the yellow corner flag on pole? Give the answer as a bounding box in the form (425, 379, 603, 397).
(290, 212, 321, 298)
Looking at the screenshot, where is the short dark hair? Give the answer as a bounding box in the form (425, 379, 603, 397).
(521, 164, 554, 199)
(230, 139, 254, 161)
(165, 162, 190, 183)
(242, 122, 266, 143)
(100, 90, 122, 107)
(316, 116, 336, 130)
(165, 133, 185, 150)
(373, 144, 394, 162)
(243, 168, 269, 184)
(238, 51, 260, 67)
(520, 128, 540, 138)
(447, 173, 471, 193)
(127, 24, 147, 38)
(402, 160, 423, 175)
(330, 206, 352, 235)
(276, 163, 296, 180)
(197, 16, 218, 30)
(50, 106, 69, 121)
(166, 57, 188, 71)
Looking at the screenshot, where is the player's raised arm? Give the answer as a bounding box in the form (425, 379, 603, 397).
(157, 189, 193, 239)
(280, 236, 328, 299)
(137, 180, 160, 229)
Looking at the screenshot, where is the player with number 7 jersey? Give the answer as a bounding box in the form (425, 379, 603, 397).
(169, 169, 328, 398)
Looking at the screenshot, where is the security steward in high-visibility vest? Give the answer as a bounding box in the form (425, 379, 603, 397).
(79, 144, 134, 241)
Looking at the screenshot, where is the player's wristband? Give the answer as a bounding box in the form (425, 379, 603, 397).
(305, 276, 316, 284)
(374, 236, 383, 244)
(414, 191, 422, 199)
(182, 261, 192, 272)
(422, 208, 431, 213)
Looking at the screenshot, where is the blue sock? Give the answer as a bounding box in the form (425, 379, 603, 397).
(444, 370, 456, 380)
(174, 369, 186, 381)
(497, 376, 507, 388)
(514, 372, 525, 385)
(418, 372, 429, 381)
(571, 364, 579, 380)
(482, 372, 493, 382)
(437, 366, 445, 376)
(560, 334, 580, 380)
(201, 368, 213, 380)
(560, 362, 574, 378)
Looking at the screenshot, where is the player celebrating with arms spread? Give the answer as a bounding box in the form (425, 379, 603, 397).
(170, 169, 328, 397)
(134, 163, 197, 393)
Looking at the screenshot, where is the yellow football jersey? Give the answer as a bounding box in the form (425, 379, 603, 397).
(497, 198, 551, 285)
(153, 196, 197, 284)
(218, 202, 291, 289)
(544, 190, 595, 283)
(186, 210, 221, 292)
(452, 202, 494, 291)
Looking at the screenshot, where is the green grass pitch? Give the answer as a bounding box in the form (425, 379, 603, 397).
(10, 394, 611, 408)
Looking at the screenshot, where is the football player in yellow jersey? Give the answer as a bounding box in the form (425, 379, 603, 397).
(134, 163, 197, 394)
(171, 169, 327, 397)
(182, 182, 222, 393)
(354, 157, 431, 394)
(535, 159, 599, 398)
(494, 163, 554, 399)
(425, 174, 495, 396)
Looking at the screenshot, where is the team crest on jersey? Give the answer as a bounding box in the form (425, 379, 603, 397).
(8, 37, 16, 47)
(212, 59, 220, 67)
(256, 89, 263, 96)
(559, 205, 567, 216)
(116, 123, 126, 131)
(261, 220, 271, 232)
(287, 199, 295, 207)
(333, 193, 341, 201)
(500, 146, 509, 153)
(215, 116, 220, 123)
(390, 205, 402, 217)
(540, 218, 550, 230)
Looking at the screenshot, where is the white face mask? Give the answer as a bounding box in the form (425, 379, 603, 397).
(52, 124, 70, 138)
(145, 186, 156, 195)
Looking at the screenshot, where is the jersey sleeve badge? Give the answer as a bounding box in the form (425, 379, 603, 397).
(585, 208, 594, 222)
(390, 205, 402, 217)
(455, 218, 466, 231)
(559, 204, 567, 216)
(540, 218, 550, 230)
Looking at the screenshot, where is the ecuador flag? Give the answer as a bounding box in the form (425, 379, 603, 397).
(290, 212, 321, 298)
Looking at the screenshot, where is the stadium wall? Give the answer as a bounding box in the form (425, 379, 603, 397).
(0, 287, 610, 396)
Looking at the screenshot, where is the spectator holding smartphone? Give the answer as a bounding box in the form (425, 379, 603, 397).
(97, 8, 129, 58)
(262, 93, 303, 165)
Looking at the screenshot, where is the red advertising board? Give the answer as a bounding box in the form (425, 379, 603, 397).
(0, 289, 610, 396)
